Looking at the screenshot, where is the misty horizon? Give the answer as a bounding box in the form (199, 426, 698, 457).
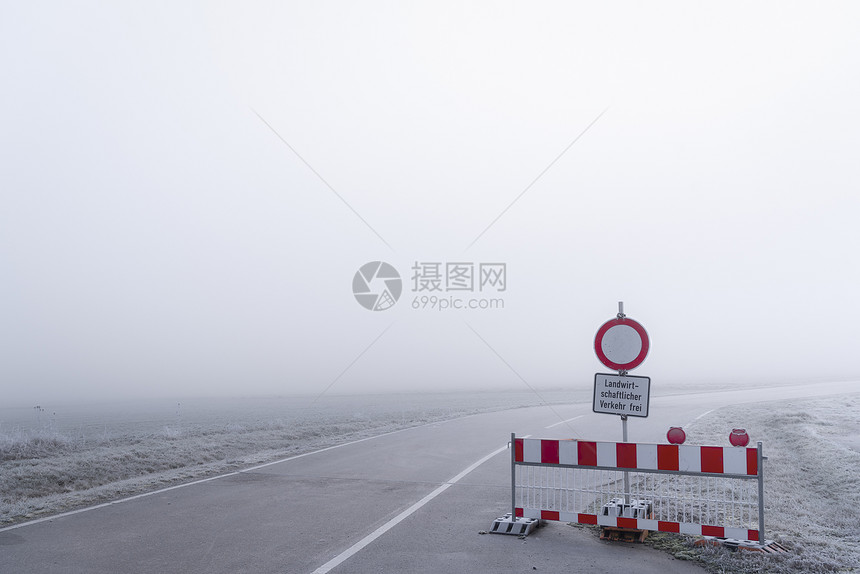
(3, 2, 859, 407)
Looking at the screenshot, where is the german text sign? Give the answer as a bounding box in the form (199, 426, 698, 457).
(593, 373, 651, 417)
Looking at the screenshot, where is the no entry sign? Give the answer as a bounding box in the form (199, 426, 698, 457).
(594, 316, 649, 371)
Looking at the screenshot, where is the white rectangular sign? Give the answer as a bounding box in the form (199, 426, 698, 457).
(593, 373, 651, 417)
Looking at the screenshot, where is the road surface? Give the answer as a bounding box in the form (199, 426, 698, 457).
(1, 381, 857, 573)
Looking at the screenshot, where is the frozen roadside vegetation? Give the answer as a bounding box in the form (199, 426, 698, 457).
(645, 393, 860, 573)
(0, 390, 579, 526)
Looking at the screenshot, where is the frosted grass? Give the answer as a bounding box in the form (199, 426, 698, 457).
(1, 390, 580, 526)
(656, 393, 860, 573)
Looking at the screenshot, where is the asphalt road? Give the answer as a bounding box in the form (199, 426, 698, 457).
(1, 381, 857, 574)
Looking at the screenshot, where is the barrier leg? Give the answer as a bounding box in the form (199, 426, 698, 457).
(489, 433, 539, 536)
(511, 432, 516, 519)
(757, 441, 765, 545)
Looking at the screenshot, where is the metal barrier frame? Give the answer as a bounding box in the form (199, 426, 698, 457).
(510, 433, 765, 544)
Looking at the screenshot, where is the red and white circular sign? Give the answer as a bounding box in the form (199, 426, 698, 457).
(594, 317, 650, 371)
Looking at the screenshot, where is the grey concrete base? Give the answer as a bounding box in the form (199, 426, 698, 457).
(488, 513, 539, 536)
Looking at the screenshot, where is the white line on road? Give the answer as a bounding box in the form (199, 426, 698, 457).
(695, 409, 715, 420)
(309, 442, 510, 574)
(545, 415, 585, 429)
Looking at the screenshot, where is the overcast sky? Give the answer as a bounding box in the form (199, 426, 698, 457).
(2, 1, 859, 406)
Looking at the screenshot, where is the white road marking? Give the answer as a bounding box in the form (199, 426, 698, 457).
(309, 442, 509, 574)
(545, 415, 585, 429)
(695, 409, 715, 420)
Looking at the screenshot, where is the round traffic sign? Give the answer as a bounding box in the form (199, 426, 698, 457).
(594, 317, 649, 371)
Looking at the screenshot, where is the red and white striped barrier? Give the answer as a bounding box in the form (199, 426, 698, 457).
(514, 438, 758, 476)
(508, 436, 765, 544)
(515, 505, 759, 542)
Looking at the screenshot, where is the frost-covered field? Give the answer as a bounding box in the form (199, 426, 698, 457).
(649, 393, 860, 573)
(0, 390, 580, 526)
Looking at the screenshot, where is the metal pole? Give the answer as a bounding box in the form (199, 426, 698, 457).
(757, 441, 765, 545)
(617, 304, 630, 505)
(622, 414, 630, 504)
(511, 432, 517, 520)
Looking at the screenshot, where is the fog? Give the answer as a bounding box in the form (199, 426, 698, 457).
(2, 2, 859, 406)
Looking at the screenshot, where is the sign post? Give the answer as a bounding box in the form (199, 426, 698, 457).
(594, 302, 651, 503)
